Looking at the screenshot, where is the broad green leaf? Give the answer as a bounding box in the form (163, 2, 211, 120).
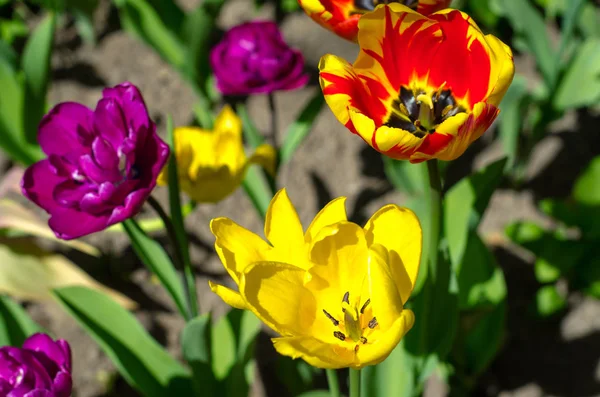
(576, 254, 600, 299)
(573, 155, 600, 205)
(122, 219, 188, 318)
(0, 56, 42, 165)
(212, 309, 261, 397)
(467, 0, 499, 27)
(0, 237, 134, 308)
(242, 165, 273, 220)
(540, 199, 600, 239)
(361, 339, 416, 397)
(182, 314, 216, 395)
(534, 257, 561, 283)
(555, 0, 586, 61)
(501, 0, 557, 87)
(21, 12, 56, 145)
(444, 157, 507, 267)
(457, 233, 507, 309)
(54, 286, 193, 396)
(534, 285, 566, 317)
(458, 301, 506, 376)
(577, 3, 600, 38)
(297, 392, 337, 397)
(405, 249, 459, 367)
(166, 115, 197, 318)
(554, 39, 600, 110)
(237, 103, 265, 149)
(383, 157, 427, 196)
(0, 295, 44, 347)
(498, 76, 528, 169)
(280, 91, 325, 164)
(276, 356, 317, 396)
(114, 0, 185, 69)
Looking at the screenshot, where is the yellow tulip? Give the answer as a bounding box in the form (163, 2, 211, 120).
(158, 105, 276, 203)
(209, 188, 422, 369)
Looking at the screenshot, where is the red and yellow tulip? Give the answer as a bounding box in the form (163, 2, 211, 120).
(319, 4, 515, 163)
(297, 0, 450, 42)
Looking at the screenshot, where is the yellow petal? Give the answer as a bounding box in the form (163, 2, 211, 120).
(374, 125, 422, 153)
(210, 217, 273, 283)
(349, 110, 376, 146)
(355, 309, 414, 367)
(241, 261, 317, 336)
(213, 104, 243, 138)
(308, 222, 369, 309)
(208, 281, 248, 310)
(272, 336, 355, 369)
(364, 205, 422, 303)
(264, 189, 306, 261)
(367, 244, 405, 330)
(248, 144, 278, 176)
(305, 197, 347, 245)
(319, 54, 356, 126)
(484, 34, 515, 107)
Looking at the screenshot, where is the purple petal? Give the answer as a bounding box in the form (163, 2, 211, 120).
(48, 207, 110, 240)
(52, 371, 72, 397)
(23, 391, 52, 397)
(80, 192, 113, 215)
(55, 342, 71, 373)
(79, 154, 121, 184)
(102, 82, 151, 139)
(52, 180, 95, 208)
(92, 137, 119, 171)
(38, 102, 94, 158)
(107, 188, 149, 225)
(21, 160, 65, 214)
(93, 98, 127, 149)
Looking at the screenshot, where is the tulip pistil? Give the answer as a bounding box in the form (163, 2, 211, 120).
(353, 0, 418, 13)
(323, 291, 378, 347)
(385, 87, 465, 137)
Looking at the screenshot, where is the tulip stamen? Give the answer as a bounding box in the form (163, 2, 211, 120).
(368, 317, 378, 329)
(360, 298, 371, 314)
(385, 86, 465, 137)
(323, 309, 340, 326)
(353, 0, 418, 13)
(334, 331, 346, 341)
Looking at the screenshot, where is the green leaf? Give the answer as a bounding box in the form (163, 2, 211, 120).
(458, 301, 506, 376)
(280, 91, 325, 164)
(0, 295, 44, 347)
(166, 115, 197, 318)
(534, 257, 561, 283)
(361, 339, 416, 397)
(444, 157, 507, 267)
(54, 286, 192, 396)
(554, 39, 600, 110)
(182, 314, 216, 395)
(534, 285, 567, 317)
(457, 233, 507, 310)
(21, 12, 56, 145)
(498, 76, 528, 169)
(540, 199, 600, 239)
(577, 3, 600, 38)
(237, 103, 265, 149)
(573, 155, 600, 205)
(242, 165, 273, 220)
(501, 0, 557, 87)
(114, 0, 186, 69)
(275, 356, 317, 396)
(383, 157, 427, 196)
(122, 219, 188, 318)
(297, 392, 336, 397)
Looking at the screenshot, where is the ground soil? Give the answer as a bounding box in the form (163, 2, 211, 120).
(6, 0, 599, 396)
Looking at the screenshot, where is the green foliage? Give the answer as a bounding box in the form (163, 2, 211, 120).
(0, 295, 44, 347)
(53, 286, 193, 396)
(507, 155, 600, 316)
(122, 219, 188, 318)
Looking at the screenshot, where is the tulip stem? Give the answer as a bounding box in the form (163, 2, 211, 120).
(426, 159, 442, 272)
(349, 368, 361, 397)
(268, 92, 278, 149)
(147, 196, 197, 320)
(326, 369, 341, 397)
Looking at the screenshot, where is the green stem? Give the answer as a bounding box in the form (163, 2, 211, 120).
(326, 369, 340, 397)
(147, 196, 196, 320)
(426, 160, 442, 274)
(349, 368, 361, 397)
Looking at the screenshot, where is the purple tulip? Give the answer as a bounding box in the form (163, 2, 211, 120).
(21, 82, 170, 240)
(210, 21, 309, 95)
(0, 333, 72, 397)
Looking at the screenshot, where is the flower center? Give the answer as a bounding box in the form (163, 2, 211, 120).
(353, 0, 418, 12)
(323, 291, 378, 350)
(384, 87, 466, 138)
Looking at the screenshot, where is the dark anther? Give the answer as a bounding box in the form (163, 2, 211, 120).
(360, 336, 368, 344)
(368, 317, 378, 329)
(129, 164, 141, 179)
(360, 299, 371, 314)
(343, 291, 350, 304)
(323, 310, 339, 326)
(353, 0, 418, 12)
(334, 331, 346, 341)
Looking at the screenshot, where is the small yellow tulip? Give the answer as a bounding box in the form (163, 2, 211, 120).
(158, 105, 276, 203)
(209, 188, 422, 369)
